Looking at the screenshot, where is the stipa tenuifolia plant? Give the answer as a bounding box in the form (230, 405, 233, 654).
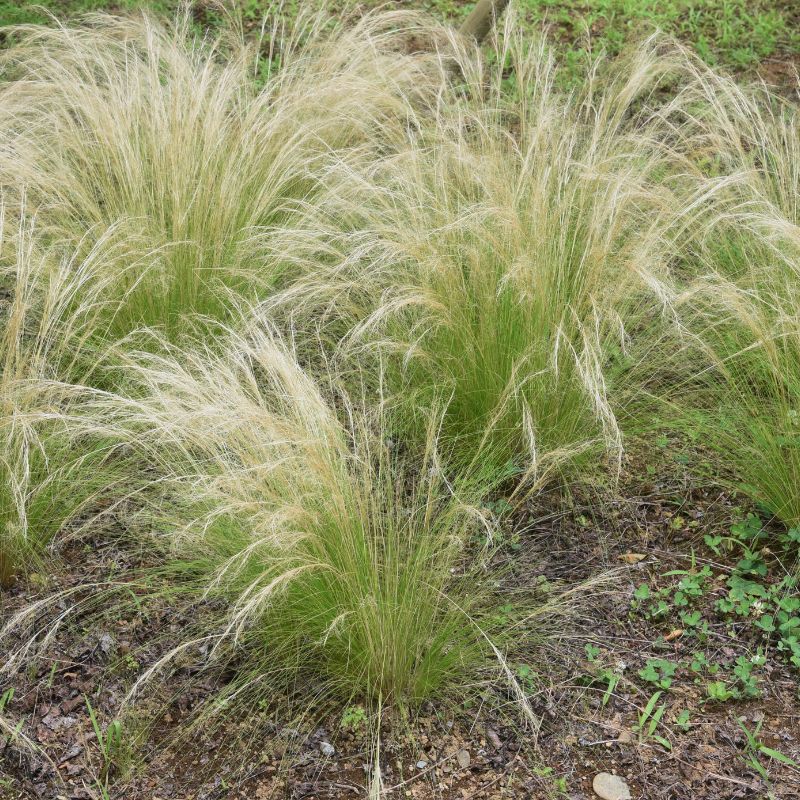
(675, 61, 800, 230)
(264, 17, 690, 490)
(647, 64, 800, 529)
(673, 266, 800, 530)
(0, 7, 437, 345)
(0, 202, 129, 587)
(57, 319, 557, 719)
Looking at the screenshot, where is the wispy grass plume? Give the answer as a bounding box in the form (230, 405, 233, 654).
(0, 7, 432, 343)
(664, 69, 800, 528)
(70, 319, 548, 712)
(0, 203, 123, 585)
(265, 19, 687, 488)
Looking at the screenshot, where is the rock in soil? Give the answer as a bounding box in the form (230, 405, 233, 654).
(593, 772, 632, 800)
(319, 741, 335, 757)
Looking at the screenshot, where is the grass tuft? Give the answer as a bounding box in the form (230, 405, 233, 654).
(266, 19, 687, 487)
(0, 7, 431, 344)
(644, 63, 800, 529)
(75, 320, 548, 711)
(0, 202, 125, 585)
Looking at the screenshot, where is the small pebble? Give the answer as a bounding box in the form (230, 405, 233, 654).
(592, 772, 632, 800)
(320, 741, 335, 757)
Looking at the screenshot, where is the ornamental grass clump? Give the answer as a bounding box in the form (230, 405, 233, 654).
(72, 320, 545, 712)
(0, 205, 125, 586)
(265, 20, 688, 488)
(0, 8, 432, 344)
(674, 267, 800, 529)
(660, 68, 800, 528)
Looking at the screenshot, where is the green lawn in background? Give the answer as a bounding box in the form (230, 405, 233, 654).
(0, 0, 798, 78)
(0, 0, 170, 26)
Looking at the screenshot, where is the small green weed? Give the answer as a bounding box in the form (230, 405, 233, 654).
(632, 567, 712, 639)
(631, 512, 800, 688)
(638, 658, 678, 690)
(0, 687, 24, 748)
(705, 679, 736, 703)
(713, 516, 800, 667)
(340, 705, 368, 733)
(532, 765, 569, 797)
(675, 709, 691, 732)
(515, 663, 541, 694)
(700, 652, 767, 704)
(736, 716, 799, 783)
(85, 696, 124, 785)
(634, 690, 671, 750)
(580, 645, 621, 706)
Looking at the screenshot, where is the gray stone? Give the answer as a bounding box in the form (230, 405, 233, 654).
(456, 749, 470, 769)
(592, 772, 632, 800)
(320, 741, 335, 757)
